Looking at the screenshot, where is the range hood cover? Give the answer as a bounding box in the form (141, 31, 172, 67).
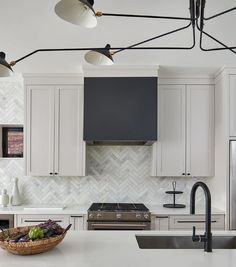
(84, 77, 157, 145)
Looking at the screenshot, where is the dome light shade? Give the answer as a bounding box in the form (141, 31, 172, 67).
(84, 44, 114, 65)
(55, 0, 97, 28)
(0, 52, 13, 77)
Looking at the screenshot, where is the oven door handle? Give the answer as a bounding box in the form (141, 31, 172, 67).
(90, 223, 148, 228)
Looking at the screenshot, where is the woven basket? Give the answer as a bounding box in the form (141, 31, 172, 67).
(0, 226, 66, 255)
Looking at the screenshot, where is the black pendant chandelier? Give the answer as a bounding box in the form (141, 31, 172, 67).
(0, 0, 235, 77)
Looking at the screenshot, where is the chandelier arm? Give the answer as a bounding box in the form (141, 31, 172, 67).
(194, 0, 236, 52)
(124, 18, 196, 51)
(12, 47, 120, 65)
(204, 6, 236, 21)
(197, 24, 236, 53)
(112, 25, 196, 51)
(97, 12, 193, 21)
(113, 22, 193, 55)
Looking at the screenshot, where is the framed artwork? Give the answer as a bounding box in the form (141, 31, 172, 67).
(2, 127, 23, 157)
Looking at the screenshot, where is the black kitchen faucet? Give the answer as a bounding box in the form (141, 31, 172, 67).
(190, 182, 212, 252)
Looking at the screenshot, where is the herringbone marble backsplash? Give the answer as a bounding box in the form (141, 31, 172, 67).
(0, 77, 206, 206)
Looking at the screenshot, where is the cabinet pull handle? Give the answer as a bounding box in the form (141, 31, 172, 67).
(187, 173, 191, 176)
(54, 173, 58, 175)
(176, 220, 217, 223)
(156, 216, 169, 219)
(182, 173, 186, 175)
(24, 220, 63, 223)
(70, 216, 83, 218)
(49, 172, 53, 175)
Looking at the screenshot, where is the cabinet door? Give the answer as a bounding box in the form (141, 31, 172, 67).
(152, 85, 186, 176)
(54, 86, 85, 176)
(186, 85, 214, 176)
(69, 215, 86, 230)
(15, 214, 70, 228)
(230, 75, 236, 136)
(169, 214, 225, 230)
(152, 216, 169, 230)
(26, 86, 54, 176)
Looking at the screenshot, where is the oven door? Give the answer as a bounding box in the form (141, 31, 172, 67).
(88, 221, 150, 230)
(0, 214, 14, 230)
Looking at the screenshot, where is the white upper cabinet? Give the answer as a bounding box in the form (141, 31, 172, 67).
(151, 83, 214, 177)
(54, 87, 85, 176)
(186, 85, 214, 176)
(152, 85, 186, 176)
(26, 86, 54, 176)
(230, 75, 236, 137)
(25, 75, 85, 177)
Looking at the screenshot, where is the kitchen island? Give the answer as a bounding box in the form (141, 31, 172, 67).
(1, 231, 236, 267)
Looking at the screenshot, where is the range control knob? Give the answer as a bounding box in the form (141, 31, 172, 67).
(97, 213, 102, 218)
(144, 214, 150, 219)
(136, 213, 141, 219)
(89, 213, 94, 219)
(116, 213, 122, 219)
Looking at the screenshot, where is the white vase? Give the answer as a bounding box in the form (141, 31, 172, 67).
(2, 189, 9, 207)
(11, 177, 22, 206)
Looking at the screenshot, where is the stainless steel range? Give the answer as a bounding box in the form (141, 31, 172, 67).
(87, 203, 151, 230)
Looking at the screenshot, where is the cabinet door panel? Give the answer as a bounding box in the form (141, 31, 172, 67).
(16, 214, 70, 228)
(69, 215, 86, 230)
(153, 85, 186, 176)
(54, 86, 85, 176)
(152, 216, 169, 230)
(26, 86, 54, 176)
(169, 215, 225, 230)
(186, 85, 214, 176)
(230, 75, 236, 136)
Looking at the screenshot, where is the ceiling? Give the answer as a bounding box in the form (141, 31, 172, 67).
(1, 0, 236, 74)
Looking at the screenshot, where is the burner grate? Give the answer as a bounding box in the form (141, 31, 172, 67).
(88, 203, 149, 212)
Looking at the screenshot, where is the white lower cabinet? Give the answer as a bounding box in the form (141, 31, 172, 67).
(169, 215, 225, 230)
(15, 214, 87, 230)
(151, 215, 169, 230)
(70, 215, 87, 230)
(15, 214, 70, 228)
(152, 214, 225, 230)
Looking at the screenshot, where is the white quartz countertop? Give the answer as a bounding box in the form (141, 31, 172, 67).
(1, 231, 236, 267)
(0, 204, 225, 215)
(0, 205, 89, 215)
(147, 204, 225, 215)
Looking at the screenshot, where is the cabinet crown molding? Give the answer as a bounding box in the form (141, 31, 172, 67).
(82, 65, 159, 77)
(23, 73, 84, 85)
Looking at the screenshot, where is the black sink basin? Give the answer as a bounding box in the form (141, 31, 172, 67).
(136, 235, 236, 249)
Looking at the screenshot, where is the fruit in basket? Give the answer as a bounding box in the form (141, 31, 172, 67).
(39, 220, 64, 237)
(0, 220, 70, 243)
(0, 221, 72, 255)
(28, 226, 44, 240)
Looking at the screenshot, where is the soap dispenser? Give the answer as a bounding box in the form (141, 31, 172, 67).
(2, 189, 9, 207)
(11, 177, 22, 206)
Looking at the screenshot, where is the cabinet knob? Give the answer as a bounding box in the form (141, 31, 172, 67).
(182, 173, 186, 175)
(187, 173, 191, 176)
(54, 173, 58, 175)
(49, 172, 53, 175)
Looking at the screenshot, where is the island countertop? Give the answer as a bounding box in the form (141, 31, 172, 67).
(1, 231, 236, 267)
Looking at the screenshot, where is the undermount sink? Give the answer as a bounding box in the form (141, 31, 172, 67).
(136, 235, 236, 249)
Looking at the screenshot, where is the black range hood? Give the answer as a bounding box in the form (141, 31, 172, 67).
(83, 77, 157, 145)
